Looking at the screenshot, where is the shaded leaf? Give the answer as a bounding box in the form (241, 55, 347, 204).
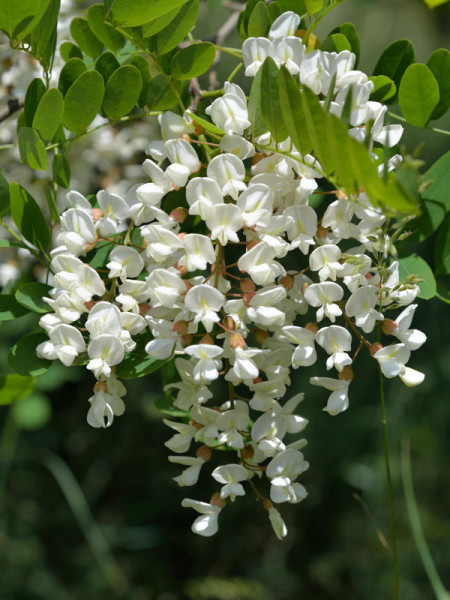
(0, 169, 10, 218)
(171, 42, 216, 80)
(16, 282, 52, 313)
(0, 295, 29, 320)
(0, 375, 35, 406)
(278, 66, 312, 155)
(247, 2, 270, 38)
(87, 4, 123, 51)
(373, 39, 415, 98)
(12, 393, 51, 429)
(116, 333, 167, 379)
(247, 66, 267, 139)
(70, 17, 103, 58)
(8, 332, 53, 377)
(63, 70, 105, 134)
(146, 74, 180, 110)
(10, 182, 51, 248)
(18, 127, 47, 171)
(426, 48, 450, 120)
(330, 22, 360, 66)
(60, 41, 82, 61)
(95, 51, 120, 83)
(103, 65, 142, 119)
(25, 0, 60, 71)
(434, 216, 450, 275)
(24, 78, 46, 127)
(58, 57, 87, 96)
(369, 75, 397, 103)
(32, 88, 64, 141)
(260, 57, 288, 142)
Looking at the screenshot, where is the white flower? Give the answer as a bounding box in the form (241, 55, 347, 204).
(373, 343, 411, 378)
(205, 88, 250, 135)
(310, 376, 351, 415)
(184, 284, 225, 332)
(300, 50, 335, 95)
(36, 324, 85, 367)
(238, 242, 284, 286)
(219, 134, 255, 159)
(237, 183, 274, 229)
(266, 449, 308, 504)
(277, 326, 317, 368)
(168, 455, 205, 487)
(164, 419, 197, 453)
(205, 203, 243, 245)
(86, 334, 125, 379)
(181, 498, 222, 537)
(399, 366, 425, 387)
(185, 177, 224, 220)
(165, 138, 200, 187)
(315, 325, 352, 372)
(86, 301, 122, 338)
(269, 37, 305, 74)
(207, 154, 247, 200)
(106, 246, 144, 281)
(268, 506, 288, 540)
(146, 268, 186, 308)
(303, 282, 344, 322)
(242, 37, 271, 76)
(345, 285, 384, 333)
(392, 304, 426, 350)
(87, 390, 125, 428)
(309, 244, 343, 281)
(284, 205, 317, 254)
(184, 344, 223, 384)
(158, 111, 194, 140)
(268, 11, 301, 40)
(212, 464, 248, 501)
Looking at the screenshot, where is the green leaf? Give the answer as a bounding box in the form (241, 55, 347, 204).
(248, 2, 270, 38)
(141, 7, 179, 37)
(398, 255, 436, 299)
(305, 0, 323, 15)
(426, 48, 450, 120)
(18, 127, 47, 171)
(278, 67, 312, 155)
(116, 333, 167, 379)
(171, 42, 216, 80)
(0, 294, 29, 320)
(398, 63, 439, 128)
(12, 393, 51, 429)
(70, 18, 103, 58)
(25, 0, 60, 72)
(10, 182, 51, 249)
(369, 75, 397, 103)
(95, 51, 120, 83)
(0, 239, 26, 249)
(186, 111, 225, 136)
(423, 0, 449, 7)
(24, 79, 46, 127)
(60, 41, 82, 61)
(146, 74, 181, 110)
(126, 55, 151, 106)
(45, 186, 60, 223)
(102, 65, 142, 119)
(409, 151, 450, 242)
(58, 58, 87, 96)
(247, 66, 267, 139)
(0, 0, 50, 41)
(330, 22, 360, 67)
(260, 57, 287, 142)
(155, 0, 199, 55)
(275, 0, 307, 17)
(434, 216, 450, 275)
(0, 375, 35, 405)
(32, 88, 64, 142)
(0, 170, 10, 218)
(63, 70, 105, 134)
(321, 33, 351, 54)
(87, 4, 123, 51)
(52, 154, 71, 189)
(8, 332, 52, 377)
(16, 282, 52, 313)
(373, 39, 415, 98)
(86, 240, 114, 269)
(112, 0, 189, 27)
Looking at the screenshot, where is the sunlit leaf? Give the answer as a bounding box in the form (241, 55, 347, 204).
(398, 63, 439, 128)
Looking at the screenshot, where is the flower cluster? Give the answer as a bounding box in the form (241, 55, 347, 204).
(36, 11, 426, 539)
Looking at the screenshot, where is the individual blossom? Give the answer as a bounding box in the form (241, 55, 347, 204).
(211, 464, 248, 501)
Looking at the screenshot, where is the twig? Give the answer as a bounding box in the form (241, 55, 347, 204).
(0, 98, 24, 123)
(188, 78, 203, 112)
(209, 11, 242, 90)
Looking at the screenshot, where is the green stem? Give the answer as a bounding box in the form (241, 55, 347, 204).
(387, 112, 450, 136)
(201, 89, 224, 99)
(0, 144, 14, 151)
(379, 367, 399, 600)
(303, 0, 348, 44)
(214, 45, 242, 59)
(226, 62, 244, 83)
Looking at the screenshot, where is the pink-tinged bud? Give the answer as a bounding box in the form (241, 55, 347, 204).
(301, 282, 310, 295)
(241, 444, 254, 460)
(170, 207, 188, 223)
(139, 303, 151, 316)
(254, 329, 269, 344)
(93, 381, 108, 393)
(251, 153, 266, 165)
(184, 280, 193, 291)
(210, 492, 226, 508)
(229, 333, 245, 349)
(92, 208, 103, 221)
(370, 342, 383, 356)
(279, 275, 294, 290)
(337, 190, 347, 199)
(176, 232, 185, 241)
(196, 446, 212, 461)
(189, 419, 203, 430)
(365, 273, 372, 280)
(84, 299, 95, 311)
(182, 334, 193, 345)
(200, 335, 215, 345)
(183, 133, 192, 143)
(223, 316, 236, 331)
(247, 239, 259, 251)
(172, 320, 189, 335)
(240, 279, 256, 294)
(305, 322, 318, 334)
(174, 262, 188, 276)
(381, 319, 397, 336)
(338, 366, 354, 381)
(316, 226, 329, 239)
(262, 498, 273, 511)
(243, 291, 255, 306)
(253, 377, 262, 384)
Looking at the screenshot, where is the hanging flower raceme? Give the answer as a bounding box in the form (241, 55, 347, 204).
(35, 9, 425, 541)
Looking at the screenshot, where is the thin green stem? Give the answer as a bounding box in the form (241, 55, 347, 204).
(379, 367, 399, 600)
(387, 112, 450, 136)
(303, 0, 348, 44)
(0, 144, 14, 151)
(214, 45, 242, 59)
(201, 89, 224, 99)
(226, 62, 243, 83)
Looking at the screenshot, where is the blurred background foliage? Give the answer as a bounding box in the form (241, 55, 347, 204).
(0, 0, 449, 598)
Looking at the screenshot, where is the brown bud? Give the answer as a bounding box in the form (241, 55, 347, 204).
(210, 492, 226, 508)
(316, 226, 329, 239)
(92, 208, 104, 221)
(174, 263, 188, 276)
(172, 320, 189, 335)
(183, 133, 192, 143)
(338, 366, 354, 381)
(229, 333, 245, 349)
(189, 419, 203, 430)
(253, 377, 262, 385)
(251, 152, 266, 165)
(337, 190, 347, 199)
(170, 207, 188, 223)
(381, 319, 397, 336)
(223, 316, 236, 331)
(304, 322, 318, 334)
(200, 335, 215, 345)
(262, 498, 273, 511)
(279, 274, 295, 290)
(184, 280, 193, 291)
(301, 282, 310, 295)
(247, 239, 259, 251)
(369, 342, 383, 356)
(93, 381, 108, 393)
(240, 278, 256, 294)
(254, 329, 269, 344)
(84, 299, 95, 311)
(243, 291, 255, 306)
(196, 446, 212, 461)
(139, 303, 151, 316)
(182, 334, 193, 345)
(241, 444, 255, 460)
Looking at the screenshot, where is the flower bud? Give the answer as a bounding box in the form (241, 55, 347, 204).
(170, 207, 188, 223)
(240, 278, 256, 294)
(262, 498, 273, 511)
(84, 299, 95, 311)
(230, 333, 245, 349)
(139, 303, 151, 316)
(196, 446, 212, 461)
(189, 419, 203, 430)
(173, 320, 189, 335)
(92, 208, 104, 221)
(182, 334, 194, 345)
(223, 316, 236, 331)
(241, 444, 254, 460)
(338, 366, 354, 381)
(176, 232, 185, 241)
(200, 335, 215, 345)
(370, 342, 383, 356)
(254, 329, 269, 344)
(316, 226, 329, 239)
(247, 239, 259, 251)
(174, 263, 188, 276)
(381, 319, 397, 335)
(210, 492, 226, 508)
(279, 274, 294, 290)
(304, 322, 318, 334)
(251, 153, 266, 165)
(93, 381, 108, 393)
